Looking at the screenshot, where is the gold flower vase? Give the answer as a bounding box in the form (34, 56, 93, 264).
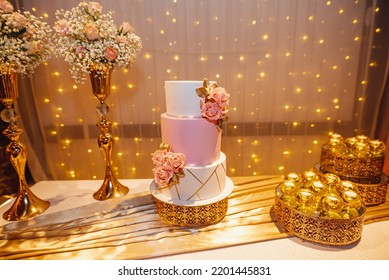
(89, 65, 129, 200)
(0, 69, 50, 221)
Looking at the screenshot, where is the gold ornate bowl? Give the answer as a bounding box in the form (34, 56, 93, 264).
(274, 185, 365, 245)
(315, 163, 388, 206)
(320, 144, 384, 184)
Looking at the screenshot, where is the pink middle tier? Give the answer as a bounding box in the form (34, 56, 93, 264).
(161, 113, 221, 166)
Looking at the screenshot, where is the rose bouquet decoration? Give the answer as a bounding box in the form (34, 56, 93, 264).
(0, 0, 53, 75)
(152, 143, 186, 188)
(53, 1, 142, 83)
(196, 78, 229, 129)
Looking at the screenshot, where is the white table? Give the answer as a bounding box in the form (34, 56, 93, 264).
(1, 178, 388, 260)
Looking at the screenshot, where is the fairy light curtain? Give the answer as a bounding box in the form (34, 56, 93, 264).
(13, 0, 386, 181)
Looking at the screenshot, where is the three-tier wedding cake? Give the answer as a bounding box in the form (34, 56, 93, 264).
(150, 79, 234, 226)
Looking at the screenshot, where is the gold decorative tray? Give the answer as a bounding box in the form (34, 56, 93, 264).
(274, 171, 366, 245)
(315, 163, 388, 206)
(274, 191, 365, 245)
(320, 144, 384, 184)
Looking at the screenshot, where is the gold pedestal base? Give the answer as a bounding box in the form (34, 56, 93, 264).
(3, 185, 50, 221)
(150, 178, 233, 227)
(93, 166, 129, 200)
(153, 196, 229, 227)
(274, 186, 365, 246)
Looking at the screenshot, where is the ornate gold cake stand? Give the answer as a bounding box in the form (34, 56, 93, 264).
(150, 177, 234, 227)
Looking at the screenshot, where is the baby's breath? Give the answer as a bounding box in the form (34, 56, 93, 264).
(0, 0, 53, 75)
(54, 2, 142, 83)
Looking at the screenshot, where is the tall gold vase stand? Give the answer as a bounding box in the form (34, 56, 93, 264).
(90, 65, 129, 200)
(0, 70, 50, 221)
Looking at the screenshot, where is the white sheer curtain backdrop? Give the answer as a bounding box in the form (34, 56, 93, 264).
(13, 0, 387, 181)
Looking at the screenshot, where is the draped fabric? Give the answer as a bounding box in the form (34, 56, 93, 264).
(6, 0, 388, 183)
(1, 176, 388, 259)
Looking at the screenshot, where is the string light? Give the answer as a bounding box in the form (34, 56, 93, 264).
(24, 0, 380, 179)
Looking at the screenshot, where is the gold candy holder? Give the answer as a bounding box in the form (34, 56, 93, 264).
(150, 177, 233, 227)
(315, 163, 388, 206)
(0, 69, 50, 221)
(320, 144, 384, 184)
(274, 184, 365, 246)
(89, 65, 129, 200)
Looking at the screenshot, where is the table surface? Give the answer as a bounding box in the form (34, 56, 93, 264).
(0, 177, 388, 260)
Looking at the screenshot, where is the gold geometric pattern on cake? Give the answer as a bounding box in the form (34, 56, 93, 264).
(154, 196, 229, 227)
(274, 192, 365, 245)
(183, 162, 226, 201)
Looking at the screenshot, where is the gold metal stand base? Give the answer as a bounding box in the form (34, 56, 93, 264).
(93, 167, 129, 200)
(150, 177, 233, 227)
(90, 65, 129, 201)
(153, 196, 229, 227)
(3, 185, 50, 221)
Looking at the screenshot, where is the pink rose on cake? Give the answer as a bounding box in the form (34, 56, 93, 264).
(209, 87, 230, 108)
(201, 100, 222, 121)
(152, 148, 168, 166)
(196, 78, 229, 129)
(153, 165, 174, 186)
(152, 143, 186, 188)
(165, 153, 186, 172)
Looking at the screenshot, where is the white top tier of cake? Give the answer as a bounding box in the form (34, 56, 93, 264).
(165, 81, 215, 118)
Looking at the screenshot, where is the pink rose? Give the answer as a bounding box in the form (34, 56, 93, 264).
(87, 1, 103, 16)
(55, 19, 70, 36)
(201, 101, 222, 121)
(153, 166, 174, 187)
(115, 35, 128, 44)
(119, 22, 133, 35)
(7, 12, 26, 30)
(152, 149, 167, 166)
(25, 41, 42, 55)
(165, 152, 185, 172)
(75, 45, 87, 58)
(104, 46, 118, 61)
(84, 23, 99, 40)
(209, 87, 230, 107)
(0, 0, 13, 13)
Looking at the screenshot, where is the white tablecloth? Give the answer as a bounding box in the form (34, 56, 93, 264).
(1, 179, 388, 259)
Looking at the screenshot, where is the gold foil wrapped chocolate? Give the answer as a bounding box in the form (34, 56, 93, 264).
(277, 171, 365, 219)
(369, 139, 386, 156)
(328, 133, 344, 153)
(330, 134, 385, 158)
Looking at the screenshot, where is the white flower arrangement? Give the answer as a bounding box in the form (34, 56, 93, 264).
(0, 0, 53, 75)
(54, 1, 142, 83)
